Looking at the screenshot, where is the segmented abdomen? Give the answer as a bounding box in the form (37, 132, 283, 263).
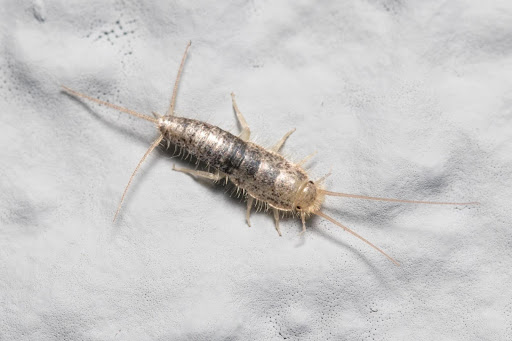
(159, 117, 308, 210)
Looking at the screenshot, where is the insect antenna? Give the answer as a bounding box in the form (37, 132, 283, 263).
(113, 135, 164, 221)
(62, 86, 157, 124)
(314, 210, 400, 266)
(319, 190, 479, 205)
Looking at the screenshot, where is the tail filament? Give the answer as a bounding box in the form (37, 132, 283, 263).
(113, 135, 164, 221)
(62, 86, 157, 123)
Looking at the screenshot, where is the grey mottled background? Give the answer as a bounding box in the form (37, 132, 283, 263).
(1, 0, 511, 340)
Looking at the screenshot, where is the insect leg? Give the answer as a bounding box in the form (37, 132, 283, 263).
(166, 41, 192, 117)
(297, 151, 318, 167)
(270, 128, 296, 152)
(246, 195, 254, 227)
(172, 164, 225, 181)
(273, 208, 282, 236)
(316, 169, 332, 184)
(230, 93, 251, 141)
(299, 212, 307, 235)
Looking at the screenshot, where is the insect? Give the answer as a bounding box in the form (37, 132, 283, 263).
(63, 42, 478, 265)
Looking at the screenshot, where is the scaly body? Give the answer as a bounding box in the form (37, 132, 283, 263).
(63, 42, 477, 266)
(159, 116, 315, 211)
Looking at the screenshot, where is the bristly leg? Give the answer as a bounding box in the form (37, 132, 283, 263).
(246, 196, 254, 227)
(271, 128, 296, 152)
(300, 213, 307, 235)
(273, 208, 282, 236)
(172, 164, 224, 181)
(297, 151, 317, 167)
(231, 93, 251, 141)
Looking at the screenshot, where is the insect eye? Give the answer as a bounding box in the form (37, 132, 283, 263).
(296, 206, 301, 210)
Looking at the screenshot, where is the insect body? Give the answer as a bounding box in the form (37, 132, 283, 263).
(160, 116, 321, 213)
(63, 42, 477, 265)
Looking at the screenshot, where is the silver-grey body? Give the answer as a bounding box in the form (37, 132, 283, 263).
(159, 116, 309, 211)
(63, 43, 449, 264)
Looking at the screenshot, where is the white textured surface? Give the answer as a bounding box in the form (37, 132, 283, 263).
(1, 1, 511, 340)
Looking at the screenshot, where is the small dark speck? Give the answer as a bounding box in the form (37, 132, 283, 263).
(32, 1, 46, 22)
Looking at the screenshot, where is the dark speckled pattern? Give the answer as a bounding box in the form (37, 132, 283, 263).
(159, 116, 310, 210)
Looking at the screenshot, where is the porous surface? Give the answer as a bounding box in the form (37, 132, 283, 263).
(1, 1, 511, 340)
